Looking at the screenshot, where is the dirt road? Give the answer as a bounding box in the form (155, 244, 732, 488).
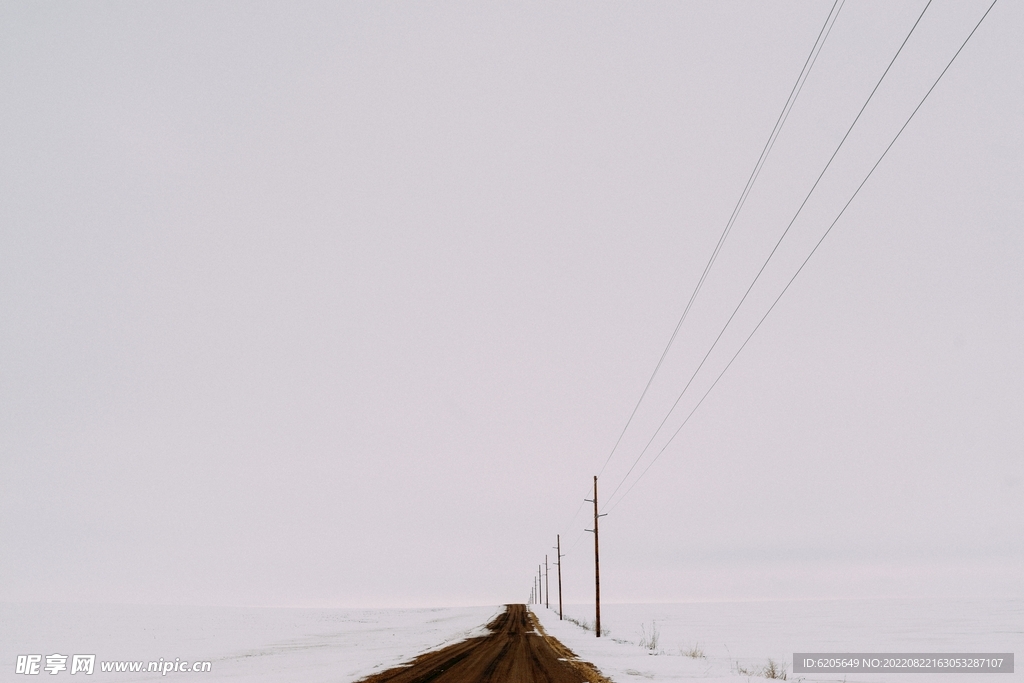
(357, 604, 608, 683)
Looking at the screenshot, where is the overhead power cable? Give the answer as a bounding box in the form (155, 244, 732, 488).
(556, 0, 845, 552)
(592, 0, 844, 484)
(600, 0, 936, 511)
(604, 0, 999, 514)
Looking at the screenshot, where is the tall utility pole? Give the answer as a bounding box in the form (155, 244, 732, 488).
(538, 565, 542, 606)
(554, 535, 564, 620)
(545, 555, 550, 609)
(585, 475, 606, 637)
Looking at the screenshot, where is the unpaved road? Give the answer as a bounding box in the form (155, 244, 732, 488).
(357, 604, 608, 683)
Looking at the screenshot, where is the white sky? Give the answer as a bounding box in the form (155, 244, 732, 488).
(2, 1, 1021, 608)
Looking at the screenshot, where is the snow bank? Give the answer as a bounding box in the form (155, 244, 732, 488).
(531, 598, 1021, 683)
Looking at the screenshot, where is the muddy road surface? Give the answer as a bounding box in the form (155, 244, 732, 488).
(357, 604, 607, 683)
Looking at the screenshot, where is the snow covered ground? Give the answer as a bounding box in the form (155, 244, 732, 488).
(533, 598, 1022, 683)
(1, 602, 500, 682)
(2, 598, 1018, 682)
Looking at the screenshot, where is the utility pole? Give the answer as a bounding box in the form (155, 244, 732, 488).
(554, 534, 564, 620)
(545, 555, 550, 609)
(585, 475, 607, 637)
(538, 564, 542, 606)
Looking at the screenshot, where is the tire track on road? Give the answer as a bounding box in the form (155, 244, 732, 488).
(356, 604, 610, 683)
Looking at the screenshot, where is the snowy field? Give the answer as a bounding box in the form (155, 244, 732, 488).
(2, 599, 1019, 682)
(533, 598, 1022, 683)
(1, 602, 500, 682)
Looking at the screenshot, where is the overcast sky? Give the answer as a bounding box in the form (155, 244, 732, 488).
(2, 1, 1021, 609)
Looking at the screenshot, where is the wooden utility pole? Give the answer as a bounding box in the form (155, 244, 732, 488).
(585, 475, 606, 637)
(538, 565, 542, 606)
(545, 555, 549, 609)
(555, 535, 564, 620)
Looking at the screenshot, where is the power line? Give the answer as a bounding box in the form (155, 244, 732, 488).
(601, 0, 935, 511)
(591, 0, 845, 486)
(604, 0, 1000, 514)
(559, 0, 843, 552)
